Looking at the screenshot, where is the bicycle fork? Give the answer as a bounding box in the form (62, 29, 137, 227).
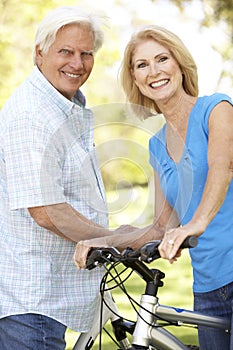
(72, 291, 133, 350)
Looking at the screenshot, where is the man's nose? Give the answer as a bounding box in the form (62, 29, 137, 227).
(70, 54, 84, 69)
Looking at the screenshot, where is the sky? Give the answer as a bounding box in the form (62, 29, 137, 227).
(77, 0, 232, 98)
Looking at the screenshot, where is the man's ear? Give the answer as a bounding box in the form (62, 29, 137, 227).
(35, 45, 43, 66)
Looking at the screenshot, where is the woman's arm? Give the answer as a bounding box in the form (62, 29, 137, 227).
(153, 170, 180, 229)
(73, 170, 179, 268)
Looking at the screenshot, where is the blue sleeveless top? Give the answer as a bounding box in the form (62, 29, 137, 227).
(149, 93, 233, 292)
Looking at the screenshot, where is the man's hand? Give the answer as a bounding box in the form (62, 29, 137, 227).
(73, 237, 110, 269)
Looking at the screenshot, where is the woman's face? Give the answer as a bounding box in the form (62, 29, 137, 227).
(131, 39, 183, 106)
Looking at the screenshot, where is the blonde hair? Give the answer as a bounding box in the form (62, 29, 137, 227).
(33, 6, 104, 64)
(120, 25, 198, 118)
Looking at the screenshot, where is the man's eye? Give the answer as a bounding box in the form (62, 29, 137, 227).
(82, 51, 93, 57)
(60, 49, 71, 55)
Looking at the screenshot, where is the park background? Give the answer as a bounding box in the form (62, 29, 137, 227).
(0, 0, 232, 348)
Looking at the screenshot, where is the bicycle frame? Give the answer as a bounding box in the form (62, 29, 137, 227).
(133, 293, 230, 350)
(73, 241, 231, 350)
(73, 290, 230, 350)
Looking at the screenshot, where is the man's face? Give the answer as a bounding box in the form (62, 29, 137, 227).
(36, 24, 95, 100)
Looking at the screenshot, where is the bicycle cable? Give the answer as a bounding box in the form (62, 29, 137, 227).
(97, 256, 189, 349)
(100, 260, 180, 330)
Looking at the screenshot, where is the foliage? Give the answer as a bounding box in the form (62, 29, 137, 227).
(0, 0, 121, 107)
(202, 0, 233, 41)
(0, 0, 232, 190)
(167, 0, 233, 88)
(201, 0, 233, 84)
(1, 0, 232, 108)
(0, 0, 54, 105)
(160, 0, 233, 40)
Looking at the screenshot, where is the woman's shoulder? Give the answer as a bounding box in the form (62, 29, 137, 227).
(198, 93, 232, 107)
(193, 93, 232, 132)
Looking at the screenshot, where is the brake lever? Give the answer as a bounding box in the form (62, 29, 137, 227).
(86, 247, 121, 270)
(137, 237, 198, 263)
(140, 240, 161, 263)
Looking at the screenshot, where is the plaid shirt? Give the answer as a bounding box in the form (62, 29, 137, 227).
(0, 66, 108, 331)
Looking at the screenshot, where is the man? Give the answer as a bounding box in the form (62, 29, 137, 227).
(0, 6, 114, 349)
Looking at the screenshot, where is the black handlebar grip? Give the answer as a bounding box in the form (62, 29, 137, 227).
(180, 236, 198, 249)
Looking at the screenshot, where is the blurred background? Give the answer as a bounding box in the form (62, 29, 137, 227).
(1, 2, 232, 347)
(1, 0, 232, 228)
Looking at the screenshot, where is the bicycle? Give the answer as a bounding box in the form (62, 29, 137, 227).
(72, 237, 231, 349)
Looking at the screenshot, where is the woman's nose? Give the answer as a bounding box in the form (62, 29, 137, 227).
(148, 62, 159, 76)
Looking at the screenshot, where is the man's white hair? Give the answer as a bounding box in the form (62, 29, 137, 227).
(33, 6, 105, 64)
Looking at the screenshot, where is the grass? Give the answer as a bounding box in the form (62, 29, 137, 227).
(65, 250, 199, 349)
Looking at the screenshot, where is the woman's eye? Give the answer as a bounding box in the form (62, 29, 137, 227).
(159, 56, 168, 63)
(137, 62, 146, 69)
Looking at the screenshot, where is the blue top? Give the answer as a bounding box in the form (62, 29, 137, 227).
(149, 93, 233, 292)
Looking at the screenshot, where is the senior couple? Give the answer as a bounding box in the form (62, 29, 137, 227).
(0, 5, 232, 350)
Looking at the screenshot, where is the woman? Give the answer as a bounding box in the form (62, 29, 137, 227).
(74, 25, 233, 349)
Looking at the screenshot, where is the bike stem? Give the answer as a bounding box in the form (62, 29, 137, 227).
(120, 260, 166, 349)
(122, 258, 165, 296)
(145, 269, 165, 296)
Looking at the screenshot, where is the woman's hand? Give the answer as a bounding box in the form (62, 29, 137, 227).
(158, 226, 186, 263)
(158, 223, 201, 263)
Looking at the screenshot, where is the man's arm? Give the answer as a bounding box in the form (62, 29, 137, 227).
(28, 202, 111, 242)
(73, 171, 178, 268)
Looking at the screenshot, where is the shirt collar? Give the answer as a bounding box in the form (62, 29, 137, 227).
(29, 66, 86, 116)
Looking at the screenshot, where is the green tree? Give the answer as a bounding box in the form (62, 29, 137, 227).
(166, 0, 233, 89)
(1, 0, 232, 108)
(202, 0, 233, 85)
(0, 0, 56, 106)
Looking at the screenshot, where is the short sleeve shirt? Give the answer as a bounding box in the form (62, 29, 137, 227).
(0, 66, 108, 331)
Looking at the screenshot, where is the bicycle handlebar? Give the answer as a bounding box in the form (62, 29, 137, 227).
(86, 236, 198, 271)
